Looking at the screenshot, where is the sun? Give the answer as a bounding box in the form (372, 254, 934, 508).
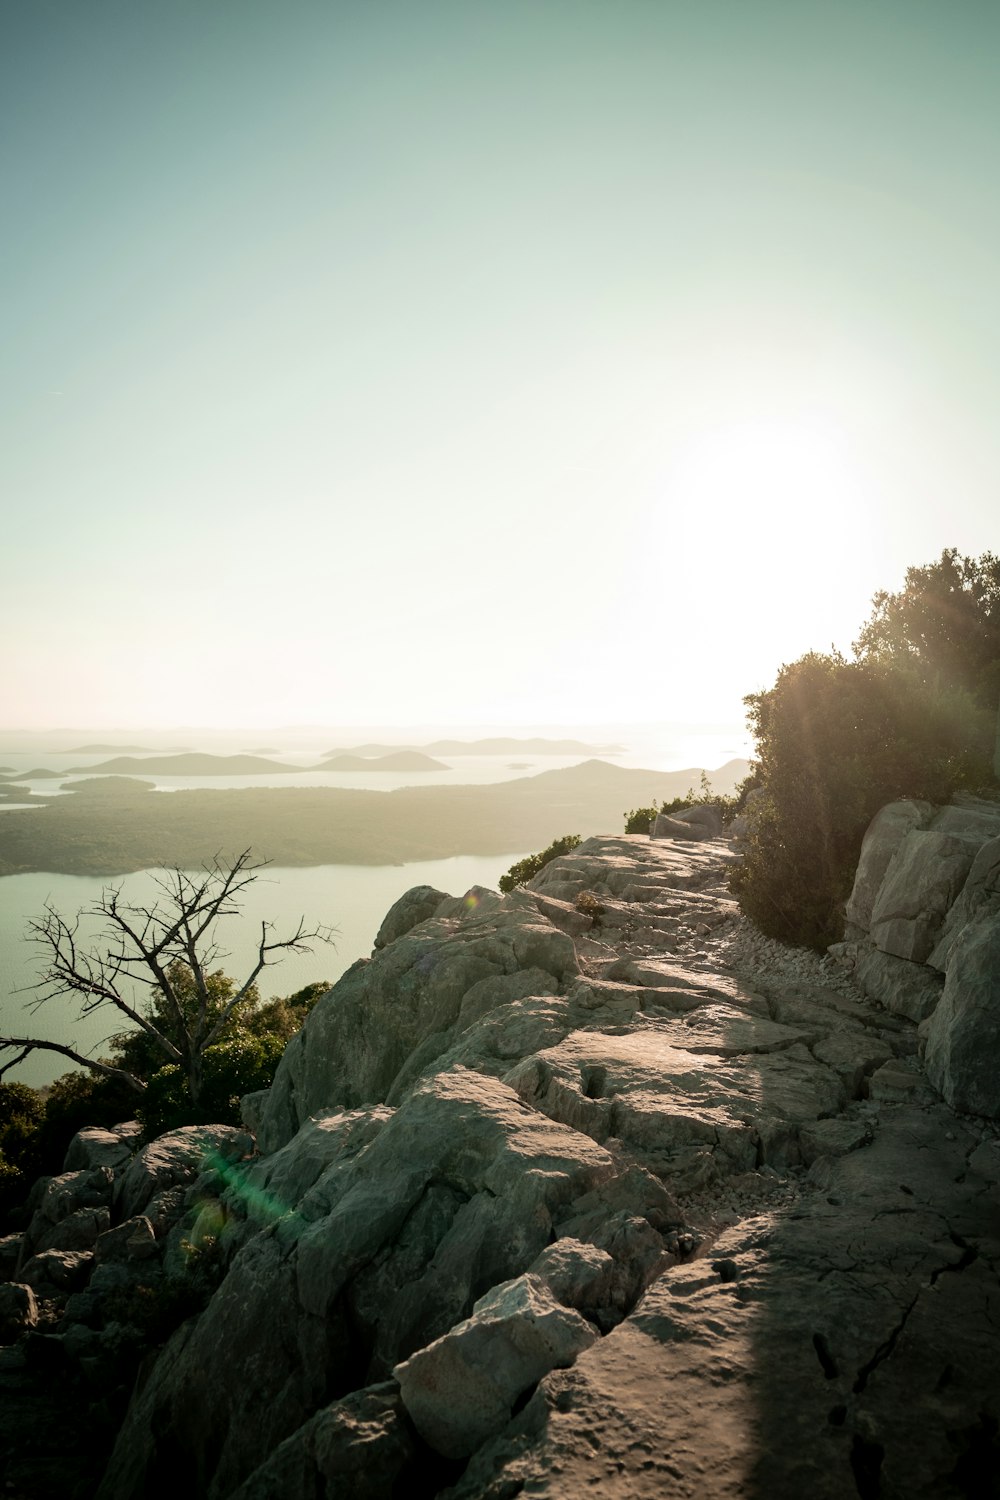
(666, 414, 861, 538)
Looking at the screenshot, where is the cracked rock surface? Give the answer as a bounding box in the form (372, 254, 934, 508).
(84, 834, 1000, 1499)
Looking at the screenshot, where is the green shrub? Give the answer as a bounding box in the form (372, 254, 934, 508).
(730, 653, 994, 949)
(624, 806, 658, 834)
(138, 1031, 289, 1137)
(499, 834, 582, 893)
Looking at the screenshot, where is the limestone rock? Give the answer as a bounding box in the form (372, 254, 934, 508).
(257, 897, 578, 1152)
(228, 1383, 416, 1500)
(928, 833, 1000, 971)
(449, 1111, 1000, 1500)
(395, 1272, 598, 1459)
(98, 1070, 619, 1497)
(116, 1125, 254, 1219)
(844, 800, 934, 931)
(528, 1238, 616, 1316)
(34, 1205, 111, 1254)
(94, 1216, 158, 1264)
(19, 1249, 93, 1293)
(869, 830, 981, 963)
(867, 1057, 929, 1104)
(506, 1019, 843, 1181)
(525, 891, 594, 937)
(229, 1109, 393, 1230)
(372, 884, 450, 948)
(63, 1122, 143, 1173)
(0, 1282, 38, 1341)
(652, 811, 711, 841)
(810, 1034, 894, 1098)
(797, 1115, 872, 1164)
(845, 939, 945, 1023)
(925, 914, 1000, 1116)
(33, 1167, 114, 1226)
(0, 1233, 24, 1281)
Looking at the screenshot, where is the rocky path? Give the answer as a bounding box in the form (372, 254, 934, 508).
(450, 838, 1000, 1499)
(9, 834, 998, 1499)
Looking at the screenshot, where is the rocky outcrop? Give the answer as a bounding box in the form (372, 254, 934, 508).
(832, 794, 1000, 1115)
(73, 834, 1000, 1496)
(5, 831, 999, 1498)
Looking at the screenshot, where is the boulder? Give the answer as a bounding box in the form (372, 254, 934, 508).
(63, 1122, 143, 1173)
(394, 1272, 598, 1459)
(32, 1167, 114, 1226)
(928, 834, 1000, 971)
(372, 885, 450, 949)
(845, 940, 945, 1023)
(810, 1033, 894, 1098)
(0, 1282, 38, 1341)
(869, 830, 982, 963)
(228, 1383, 417, 1500)
(652, 812, 711, 841)
(257, 898, 579, 1152)
(19, 1249, 93, 1293)
(925, 914, 1000, 1116)
(0, 1233, 24, 1281)
(98, 1069, 620, 1497)
(33, 1206, 111, 1254)
(528, 1238, 616, 1316)
(94, 1216, 159, 1264)
(844, 800, 934, 931)
(116, 1125, 254, 1220)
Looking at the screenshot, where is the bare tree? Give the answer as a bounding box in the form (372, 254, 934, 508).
(0, 850, 333, 1105)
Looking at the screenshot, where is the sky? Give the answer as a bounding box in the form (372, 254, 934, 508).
(2, 0, 998, 732)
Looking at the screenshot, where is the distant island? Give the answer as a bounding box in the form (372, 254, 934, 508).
(323, 751, 448, 771)
(0, 757, 750, 877)
(322, 737, 620, 758)
(0, 768, 65, 781)
(67, 743, 156, 754)
(63, 753, 302, 776)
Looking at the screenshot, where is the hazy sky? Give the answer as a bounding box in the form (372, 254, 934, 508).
(3, 0, 998, 730)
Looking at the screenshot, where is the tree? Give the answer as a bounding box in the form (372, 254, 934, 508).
(853, 548, 1000, 710)
(0, 850, 333, 1109)
(729, 652, 995, 949)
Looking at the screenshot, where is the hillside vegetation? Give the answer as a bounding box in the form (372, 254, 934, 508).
(731, 550, 999, 948)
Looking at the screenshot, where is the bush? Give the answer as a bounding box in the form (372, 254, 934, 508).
(729, 653, 995, 949)
(138, 1031, 289, 1137)
(625, 776, 744, 836)
(623, 805, 660, 834)
(0, 1082, 45, 1218)
(499, 834, 582, 893)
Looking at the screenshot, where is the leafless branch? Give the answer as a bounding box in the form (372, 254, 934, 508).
(0, 1036, 146, 1093)
(11, 849, 330, 1107)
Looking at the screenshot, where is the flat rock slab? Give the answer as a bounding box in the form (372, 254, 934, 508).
(507, 1021, 844, 1180)
(449, 1108, 1000, 1500)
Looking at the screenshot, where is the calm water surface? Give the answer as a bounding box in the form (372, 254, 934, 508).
(0, 853, 531, 1089)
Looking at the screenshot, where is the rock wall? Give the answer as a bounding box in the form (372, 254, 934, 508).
(830, 794, 1000, 1116)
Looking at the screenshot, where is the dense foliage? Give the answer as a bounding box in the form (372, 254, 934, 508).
(853, 548, 1000, 710)
(623, 797, 691, 834)
(624, 775, 740, 835)
(0, 977, 327, 1218)
(499, 834, 582, 892)
(730, 646, 995, 949)
(131, 974, 326, 1135)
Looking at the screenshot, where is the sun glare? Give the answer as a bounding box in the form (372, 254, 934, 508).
(668, 414, 860, 533)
